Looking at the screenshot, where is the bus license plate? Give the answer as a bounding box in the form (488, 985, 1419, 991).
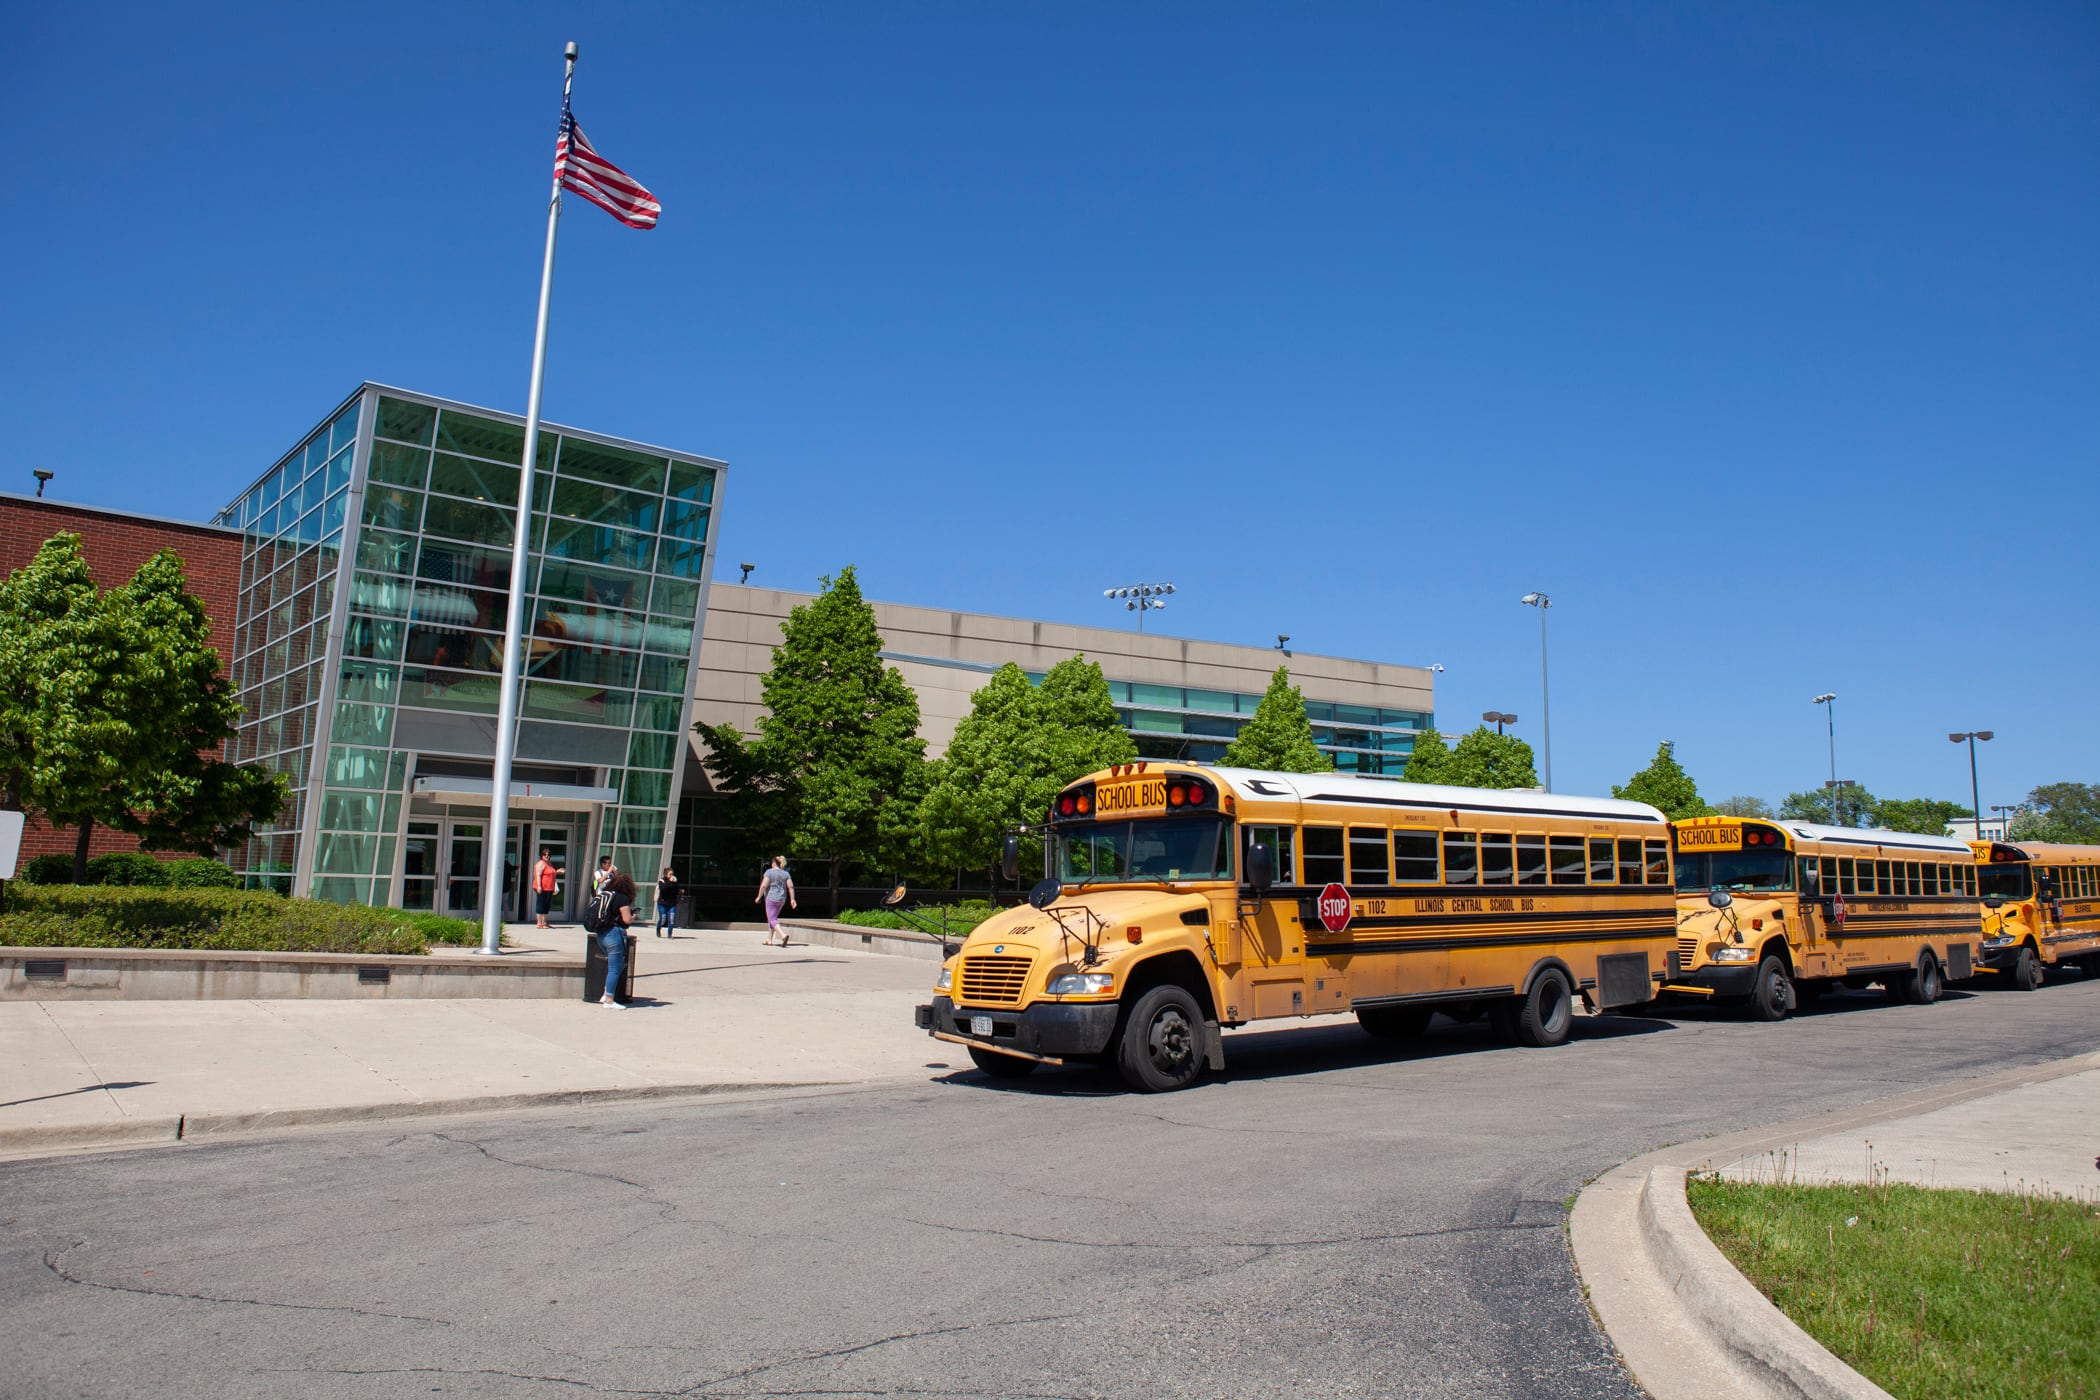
(971, 1015, 993, 1036)
(1679, 826, 1742, 851)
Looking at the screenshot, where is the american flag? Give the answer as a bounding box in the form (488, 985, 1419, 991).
(555, 103, 660, 230)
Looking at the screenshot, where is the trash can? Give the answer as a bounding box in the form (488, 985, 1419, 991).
(583, 932, 637, 1002)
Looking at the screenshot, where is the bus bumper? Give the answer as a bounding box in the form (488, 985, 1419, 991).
(1977, 937, 2022, 970)
(916, 995, 1120, 1059)
(1669, 964, 1759, 998)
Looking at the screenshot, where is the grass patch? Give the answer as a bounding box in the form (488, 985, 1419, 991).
(835, 901, 1002, 935)
(1688, 1176, 2100, 1399)
(0, 885, 483, 956)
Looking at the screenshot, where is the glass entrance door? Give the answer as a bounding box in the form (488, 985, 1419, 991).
(402, 822, 440, 910)
(445, 823, 485, 915)
(532, 822, 576, 922)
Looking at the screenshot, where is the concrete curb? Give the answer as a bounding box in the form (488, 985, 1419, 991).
(1570, 1050, 2100, 1400)
(0, 1079, 845, 1160)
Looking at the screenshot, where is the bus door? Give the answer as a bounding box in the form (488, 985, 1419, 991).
(1237, 825, 1308, 1021)
(1794, 856, 1832, 978)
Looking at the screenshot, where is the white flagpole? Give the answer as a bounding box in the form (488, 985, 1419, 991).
(480, 40, 577, 955)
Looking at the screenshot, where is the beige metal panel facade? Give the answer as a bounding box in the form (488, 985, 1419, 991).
(689, 583, 1434, 762)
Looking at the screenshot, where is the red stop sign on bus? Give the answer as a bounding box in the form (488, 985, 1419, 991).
(1316, 883, 1353, 934)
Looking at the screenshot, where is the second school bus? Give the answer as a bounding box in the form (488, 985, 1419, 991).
(1970, 839, 2100, 988)
(916, 764, 1676, 1092)
(1670, 816, 1980, 1017)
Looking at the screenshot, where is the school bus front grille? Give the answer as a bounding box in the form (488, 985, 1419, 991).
(1677, 936, 1701, 970)
(959, 955, 1033, 1006)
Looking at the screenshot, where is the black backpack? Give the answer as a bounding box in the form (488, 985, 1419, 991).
(584, 887, 620, 934)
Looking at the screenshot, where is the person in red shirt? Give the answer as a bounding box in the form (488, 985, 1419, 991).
(532, 849, 561, 929)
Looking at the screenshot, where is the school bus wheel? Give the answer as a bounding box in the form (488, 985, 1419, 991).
(2011, 944, 2043, 992)
(1491, 966, 1574, 1048)
(1748, 955, 1793, 1023)
(1115, 984, 1207, 1093)
(968, 1046, 1039, 1079)
(1356, 1005, 1432, 1040)
(1903, 953, 1944, 1006)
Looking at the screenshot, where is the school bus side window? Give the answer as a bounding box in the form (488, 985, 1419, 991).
(1245, 826, 1295, 885)
(1349, 826, 1390, 886)
(1392, 830, 1439, 883)
(1874, 860, 1892, 895)
(1645, 840, 1670, 884)
(1481, 833, 1515, 884)
(1964, 865, 1976, 896)
(1616, 838, 1643, 885)
(1550, 836, 1586, 885)
(1302, 827, 1345, 887)
(1589, 838, 1615, 883)
(1836, 858, 1854, 896)
(1444, 831, 1479, 884)
(1516, 835, 1548, 885)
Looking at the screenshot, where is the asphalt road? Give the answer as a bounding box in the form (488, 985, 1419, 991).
(6, 975, 2097, 1400)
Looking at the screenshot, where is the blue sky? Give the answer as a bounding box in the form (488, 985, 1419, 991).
(8, 3, 2095, 812)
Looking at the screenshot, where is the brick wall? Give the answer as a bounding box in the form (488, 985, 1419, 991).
(0, 494, 245, 868)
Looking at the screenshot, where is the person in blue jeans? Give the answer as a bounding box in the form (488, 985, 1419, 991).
(654, 866, 681, 937)
(599, 871, 638, 1009)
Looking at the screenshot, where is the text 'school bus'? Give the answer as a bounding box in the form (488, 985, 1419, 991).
(1969, 841, 2100, 989)
(913, 764, 1676, 1092)
(1669, 817, 1981, 1018)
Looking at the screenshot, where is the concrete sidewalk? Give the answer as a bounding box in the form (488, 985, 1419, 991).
(0, 922, 940, 1156)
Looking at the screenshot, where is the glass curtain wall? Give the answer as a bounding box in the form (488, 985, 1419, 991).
(216, 386, 722, 905)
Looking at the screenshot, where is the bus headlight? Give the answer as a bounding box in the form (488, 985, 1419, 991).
(1048, 972, 1115, 996)
(1711, 946, 1755, 963)
(935, 966, 953, 992)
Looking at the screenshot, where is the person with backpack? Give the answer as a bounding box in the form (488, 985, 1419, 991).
(653, 866, 681, 938)
(755, 856, 796, 947)
(587, 870, 638, 1008)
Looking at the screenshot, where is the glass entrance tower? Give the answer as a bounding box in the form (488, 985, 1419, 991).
(212, 384, 725, 919)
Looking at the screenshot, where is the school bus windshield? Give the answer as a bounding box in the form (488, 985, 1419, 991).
(1057, 817, 1235, 884)
(1977, 862, 2032, 900)
(1675, 850, 1792, 892)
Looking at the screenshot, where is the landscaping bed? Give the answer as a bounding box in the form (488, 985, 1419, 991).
(834, 900, 1001, 936)
(1688, 1176, 2099, 1399)
(0, 885, 481, 956)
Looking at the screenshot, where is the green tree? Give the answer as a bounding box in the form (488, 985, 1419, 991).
(1220, 667, 1332, 773)
(1612, 741, 1713, 819)
(694, 566, 927, 913)
(1868, 796, 1970, 836)
(2007, 783, 2100, 844)
(1713, 795, 1775, 818)
(1400, 727, 1454, 784)
(920, 656, 1135, 885)
(1781, 781, 1874, 828)
(0, 536, 283, 882)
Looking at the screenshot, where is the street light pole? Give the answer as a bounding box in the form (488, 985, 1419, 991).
(1812, 693, 1838, 824)
(1989, 804, 2018, 840)
(1482, 711, 1517, 735)
(1949, 731, 1994, 840)
(1519, 593, 1551, 791)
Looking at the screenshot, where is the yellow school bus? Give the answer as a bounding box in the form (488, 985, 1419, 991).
(1669, 818, 1980, 1018)
(1970, 840, 2100, 989)
(913, 763, 1677, 1091)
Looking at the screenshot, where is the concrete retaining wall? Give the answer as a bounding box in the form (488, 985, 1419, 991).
(0, 947, 580, 1000)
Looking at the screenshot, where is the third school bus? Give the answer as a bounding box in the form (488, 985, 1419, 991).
(1970, 839, 2100, 988)
(1670, 816, 1980, 1017)
(916, 764, 1676, 1092)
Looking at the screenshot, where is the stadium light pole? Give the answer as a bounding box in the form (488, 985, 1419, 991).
(1519, 593, 1551, 791)
(1949, 731, 1994, 841)
(1103, 582, 1175, 633)
(1812, 693, 1838, 824)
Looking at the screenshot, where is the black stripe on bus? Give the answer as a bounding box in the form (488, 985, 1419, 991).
(1309, 925, 1674, 957)
(1336, 906, 1672, 933)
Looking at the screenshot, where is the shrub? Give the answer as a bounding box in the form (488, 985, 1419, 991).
(85, 852, 174, 886)
(15, 854, 76, 885)
(836, 900, 1002, 935)
(162, 858, 241, 889)
(399, 911, 481, 945)
(0, 885, 430, 955)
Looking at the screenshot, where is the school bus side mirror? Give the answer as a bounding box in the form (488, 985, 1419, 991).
(1001, 833, 1020, 883)
(1247, 843, 1274, 896)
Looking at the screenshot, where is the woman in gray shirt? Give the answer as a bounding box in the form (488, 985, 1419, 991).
(756, 856, 796, 947)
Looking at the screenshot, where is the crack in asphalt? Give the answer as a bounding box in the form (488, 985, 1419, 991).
(675, 1312, 1088, 1397)
(887, 1213, 1558, 1252)
(42, 1242, 453, 1326)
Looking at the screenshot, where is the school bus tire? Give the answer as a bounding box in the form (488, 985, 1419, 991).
(1356, 1005, 1433, 1039)
(1904, 952, 1944, 1006)
(1494, 966, 1574, 1048)
(2012, 944, 2044, 992)
(1748, 956, 1792, 1022)
(1115, 984, 1207, 1093)
(967, 1046, 1039, 1079)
